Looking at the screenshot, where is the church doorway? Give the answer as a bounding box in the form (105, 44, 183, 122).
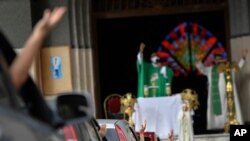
(95, 10, 228, 134)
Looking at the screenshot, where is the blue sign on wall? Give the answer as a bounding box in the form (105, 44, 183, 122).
(51, 56, 63, 79)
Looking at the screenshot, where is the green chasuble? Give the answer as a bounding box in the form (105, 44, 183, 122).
(137, 60, 174, 97)
(211, 66, 222, 115)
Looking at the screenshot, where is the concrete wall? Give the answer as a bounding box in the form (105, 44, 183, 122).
(0, 0, 32, 48)
(31, 0, 97, 115)
(229, 0, 250, 122)
(31, 0, 71, 46)
(229, 0, 250, 37)
(0, 0, 71, 47)
(230, 36, 250, 122)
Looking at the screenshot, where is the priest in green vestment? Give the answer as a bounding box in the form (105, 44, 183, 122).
(195, 49, 248, 129)
(137, 42, 174, 97)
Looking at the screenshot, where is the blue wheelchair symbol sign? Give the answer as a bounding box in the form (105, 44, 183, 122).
(51, 56, 63, 79)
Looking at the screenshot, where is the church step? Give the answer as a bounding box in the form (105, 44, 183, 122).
(161, 133, 229, 141)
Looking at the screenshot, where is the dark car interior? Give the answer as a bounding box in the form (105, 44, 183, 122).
(0, 31, 102, 141)
(0, 30, 57, 126)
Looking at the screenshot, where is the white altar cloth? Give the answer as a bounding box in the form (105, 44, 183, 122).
(133, 94, 182, 139)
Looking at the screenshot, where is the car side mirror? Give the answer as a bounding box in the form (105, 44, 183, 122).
(56, 91, 93, 122)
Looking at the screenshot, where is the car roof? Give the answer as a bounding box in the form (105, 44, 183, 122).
(96, 119, 118, 128)
(97, 119, 129, 127)
(97, 119, 119, 124)
(97, 119, 139, 141)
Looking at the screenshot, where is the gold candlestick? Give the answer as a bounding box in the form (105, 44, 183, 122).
(222, 61, 239, 133)
(166, 83, 171, 96)
(120, 93, 137, 127)
(144, 85, 149, 97)
(152, 81, 157, 97)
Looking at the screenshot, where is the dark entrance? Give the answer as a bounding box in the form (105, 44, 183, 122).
(96, 10, 227, 134)
(172, 75, 208, 134)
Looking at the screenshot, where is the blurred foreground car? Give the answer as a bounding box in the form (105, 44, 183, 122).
(0, 52, 64, 141)
(0, 51, 99, 141)
(50, 94, 102, 141)
(61, 119, 102, 141)
(0, 31, 98, 141)
(97, 119, 139, 141)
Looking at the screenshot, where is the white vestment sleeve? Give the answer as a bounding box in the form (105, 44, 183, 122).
(137, 53, 143, 64)
(238, 58, 245, 69)
(160, 66, 167, 78)
(195, 61, 208, 75)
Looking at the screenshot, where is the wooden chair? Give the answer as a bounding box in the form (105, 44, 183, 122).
(104, 94, 124, 119)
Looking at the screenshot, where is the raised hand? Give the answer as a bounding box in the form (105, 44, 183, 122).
(140, 120, 147, 134)
(10, 7, 66, 89)
(242, 48, 248, 60)
(139, 42, 146, 54)
(98, 124, 107, 138)
(168, 129, 174, 141)
(139, 120, 147, 141)
(33, 7, 66, 37)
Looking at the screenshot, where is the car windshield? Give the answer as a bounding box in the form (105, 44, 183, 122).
(115, 120, 139, 141)
(74, 119, 101, 141)
(84, 120, 101, 141)
(128, 127, 137, 141)
(106, 128, 120, 141)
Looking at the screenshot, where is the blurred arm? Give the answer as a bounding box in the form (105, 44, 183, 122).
(10, 7, 66, 89)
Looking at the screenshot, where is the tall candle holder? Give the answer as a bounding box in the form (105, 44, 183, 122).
(151, 81, 157, 97)
(120, 93, 137, 127)
(220, 61, 240, 133)
(144, 85, 149, 97)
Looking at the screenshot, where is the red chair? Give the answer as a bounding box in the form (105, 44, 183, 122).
(104, 94, 124, 119)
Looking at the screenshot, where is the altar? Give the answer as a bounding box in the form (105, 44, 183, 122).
(132, 94, 183, 139)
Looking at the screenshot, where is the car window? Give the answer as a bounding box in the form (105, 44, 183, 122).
(106, 128, 120, 141)
(73, 123, 92, 141)
(123, 124, 137, 141)
(115, 120, 139, 141)
(115, 125, 127, 141)
(128, 127, 138, 141)
(75, 120, 101, 141)
(84, 121, 101, 141)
